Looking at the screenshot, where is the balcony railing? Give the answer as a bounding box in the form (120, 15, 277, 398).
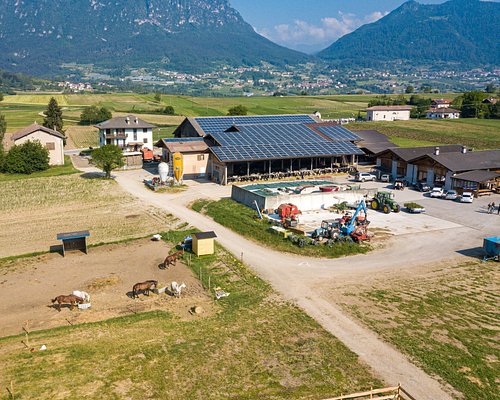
(105, 133, 127, 139)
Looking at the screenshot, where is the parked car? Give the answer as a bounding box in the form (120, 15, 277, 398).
(414, 181, 431, 192)
(460, 192, 474, 203)
(355, 172, 376, 182)
(444, 190, 458, 200)
(379, 174, 390, 183)
(429, 187, 444, 198)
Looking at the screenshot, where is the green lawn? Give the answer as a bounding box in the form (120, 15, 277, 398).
(340, 262, 500, 400)
(0, 231, 380, 399)
(0, 155, 78, 182)
(349, 119, 500, 150)
(192, 198, 369, 258)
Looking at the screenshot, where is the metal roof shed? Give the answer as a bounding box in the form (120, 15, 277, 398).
(56, 230, 90, 257)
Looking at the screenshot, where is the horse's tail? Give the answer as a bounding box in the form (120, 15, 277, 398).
(51, 297, 57, 303)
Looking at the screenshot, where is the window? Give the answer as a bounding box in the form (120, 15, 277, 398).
(46, 142, 55, 150)
(143, 128, 147, 133)
(133, 129, 137, 141)
(144, 138, 148, 144)
(197, 154, 205, 161)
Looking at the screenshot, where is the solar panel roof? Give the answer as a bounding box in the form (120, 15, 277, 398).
(210, 123, 324, 146)
(210, 141, 364, 162)
(195, 115, 316, 134)
(315, 125, 361, 142)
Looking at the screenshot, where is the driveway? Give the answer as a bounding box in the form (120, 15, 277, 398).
(98, 168, 495, 400)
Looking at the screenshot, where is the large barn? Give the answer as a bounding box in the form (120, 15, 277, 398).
(158, 114, 364, 184)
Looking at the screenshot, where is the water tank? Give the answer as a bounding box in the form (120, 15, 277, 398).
(158, 162, 170, 183)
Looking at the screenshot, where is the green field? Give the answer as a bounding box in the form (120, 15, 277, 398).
(192, 198, 369, 258)
(1, 93, 498, 150)
(340, 261, 500, 400)
(0, 156, 78, 182)
(0, 232, 380, 399)
(349, 119, 500, 150)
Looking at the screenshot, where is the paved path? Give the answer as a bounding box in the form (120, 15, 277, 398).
(103, 169, 490, 400)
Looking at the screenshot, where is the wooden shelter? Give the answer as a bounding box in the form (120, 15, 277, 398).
(56, 230, 90, 256)
(192, 231, 217, 256)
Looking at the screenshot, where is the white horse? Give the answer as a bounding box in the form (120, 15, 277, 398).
(170, 282, 186, 298)
(72, 290, 91, 303)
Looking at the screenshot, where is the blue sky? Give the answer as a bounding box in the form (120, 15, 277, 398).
(230, 0, 448, 53)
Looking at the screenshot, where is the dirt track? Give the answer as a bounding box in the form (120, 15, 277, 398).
(104, 168, 500, 400)
(0, 239, 214, 338)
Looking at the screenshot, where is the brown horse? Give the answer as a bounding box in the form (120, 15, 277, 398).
(51, 294, 84, 311)
(132, 280, 158, 298)
(163, 249, 184, 269)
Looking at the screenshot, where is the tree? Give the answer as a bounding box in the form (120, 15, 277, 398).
(227, 105, 248, 116)
(405, 85, 414, 94)
(0, 113, 6, 146)
(80, 106, 112, 125)
(91, 144, 124, 178)
(485, 83, 496, 93)
(43, 97, 64, 133)
(154, 93, 162, 103)
(421, 85, 432, 93)
(4, 140, 49, 174)
(162, 106, 175, 115)
(0, 92, 4, 102)
(460, 91, 488, 118)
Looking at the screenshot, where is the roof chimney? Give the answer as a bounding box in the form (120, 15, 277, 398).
(134, 117, 139, 124)
(461, 146, 467, 154)
(125, 117, 130, 124)
(434, 147, 440, 156)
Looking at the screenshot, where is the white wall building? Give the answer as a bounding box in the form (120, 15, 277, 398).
(426, 108, 461, 119)
(366, 106, 412, 121)
(11, 123, 65, 165)
(96, 115, 156, 151)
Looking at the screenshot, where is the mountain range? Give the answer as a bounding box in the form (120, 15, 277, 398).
(0, 0, 498, 79)
(318, 0, 500, 67)
(0, 0, 306, 77)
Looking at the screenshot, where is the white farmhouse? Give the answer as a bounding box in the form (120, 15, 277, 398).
(96, 115, 156, 151)
(426, 108, 461, 119)
(11, 123, 65, 165)
(366, 106, 412, 121)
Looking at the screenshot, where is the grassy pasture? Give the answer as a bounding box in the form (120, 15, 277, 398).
(338, 261, 500, 400)
(192, 198, 369, 258)
(0, 156, 78, 182)
(1, 93, 497, 149)
(349, 119, 500, 150)
(0, 174, 178, 258)
(0, 231, 380, 399)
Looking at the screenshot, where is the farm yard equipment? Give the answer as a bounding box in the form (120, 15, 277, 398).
(404, 202, 426, 213)
(278, 203, 301, 228)
(370, 191, 401, 214)
(311, 219, 341, 240)
(339, 199, 370, 242)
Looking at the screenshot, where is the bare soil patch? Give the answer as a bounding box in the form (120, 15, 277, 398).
(0, 174, 179, 258)
(0, 239, 216, 337)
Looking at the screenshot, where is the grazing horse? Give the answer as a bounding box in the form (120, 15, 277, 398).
(72, 290, 91, 303)
(163, 249, 184, 269)
(51, 294, 84, 311)
(170, 281, 187, 298)
(132, 280, 158, 298)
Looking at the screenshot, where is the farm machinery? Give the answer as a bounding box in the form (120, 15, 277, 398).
(370, 191, 401, 214)
(278, 203, 301, 228)
(311, 200, 370, 243)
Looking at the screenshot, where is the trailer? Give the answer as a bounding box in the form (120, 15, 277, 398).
(483, 237, 500, 261)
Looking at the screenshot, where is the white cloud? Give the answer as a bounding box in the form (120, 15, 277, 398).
(258, 11, 388, 52)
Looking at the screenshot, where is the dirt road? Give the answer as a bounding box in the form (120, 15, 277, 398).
(102, 168, 490, 399)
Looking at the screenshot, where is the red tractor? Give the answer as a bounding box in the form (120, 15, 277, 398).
(277, 203, 301, 228)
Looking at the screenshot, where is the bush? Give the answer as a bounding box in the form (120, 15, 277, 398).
(80, 106, 112, 125)
(227, 105, 248, 116)
(3, 140, 49, 174)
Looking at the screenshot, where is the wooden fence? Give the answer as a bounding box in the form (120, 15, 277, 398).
(323, 385, 417, 400)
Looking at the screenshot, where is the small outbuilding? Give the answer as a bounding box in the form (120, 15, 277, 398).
(192, 231, 217, 256)
(56, 230, 90, 257)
